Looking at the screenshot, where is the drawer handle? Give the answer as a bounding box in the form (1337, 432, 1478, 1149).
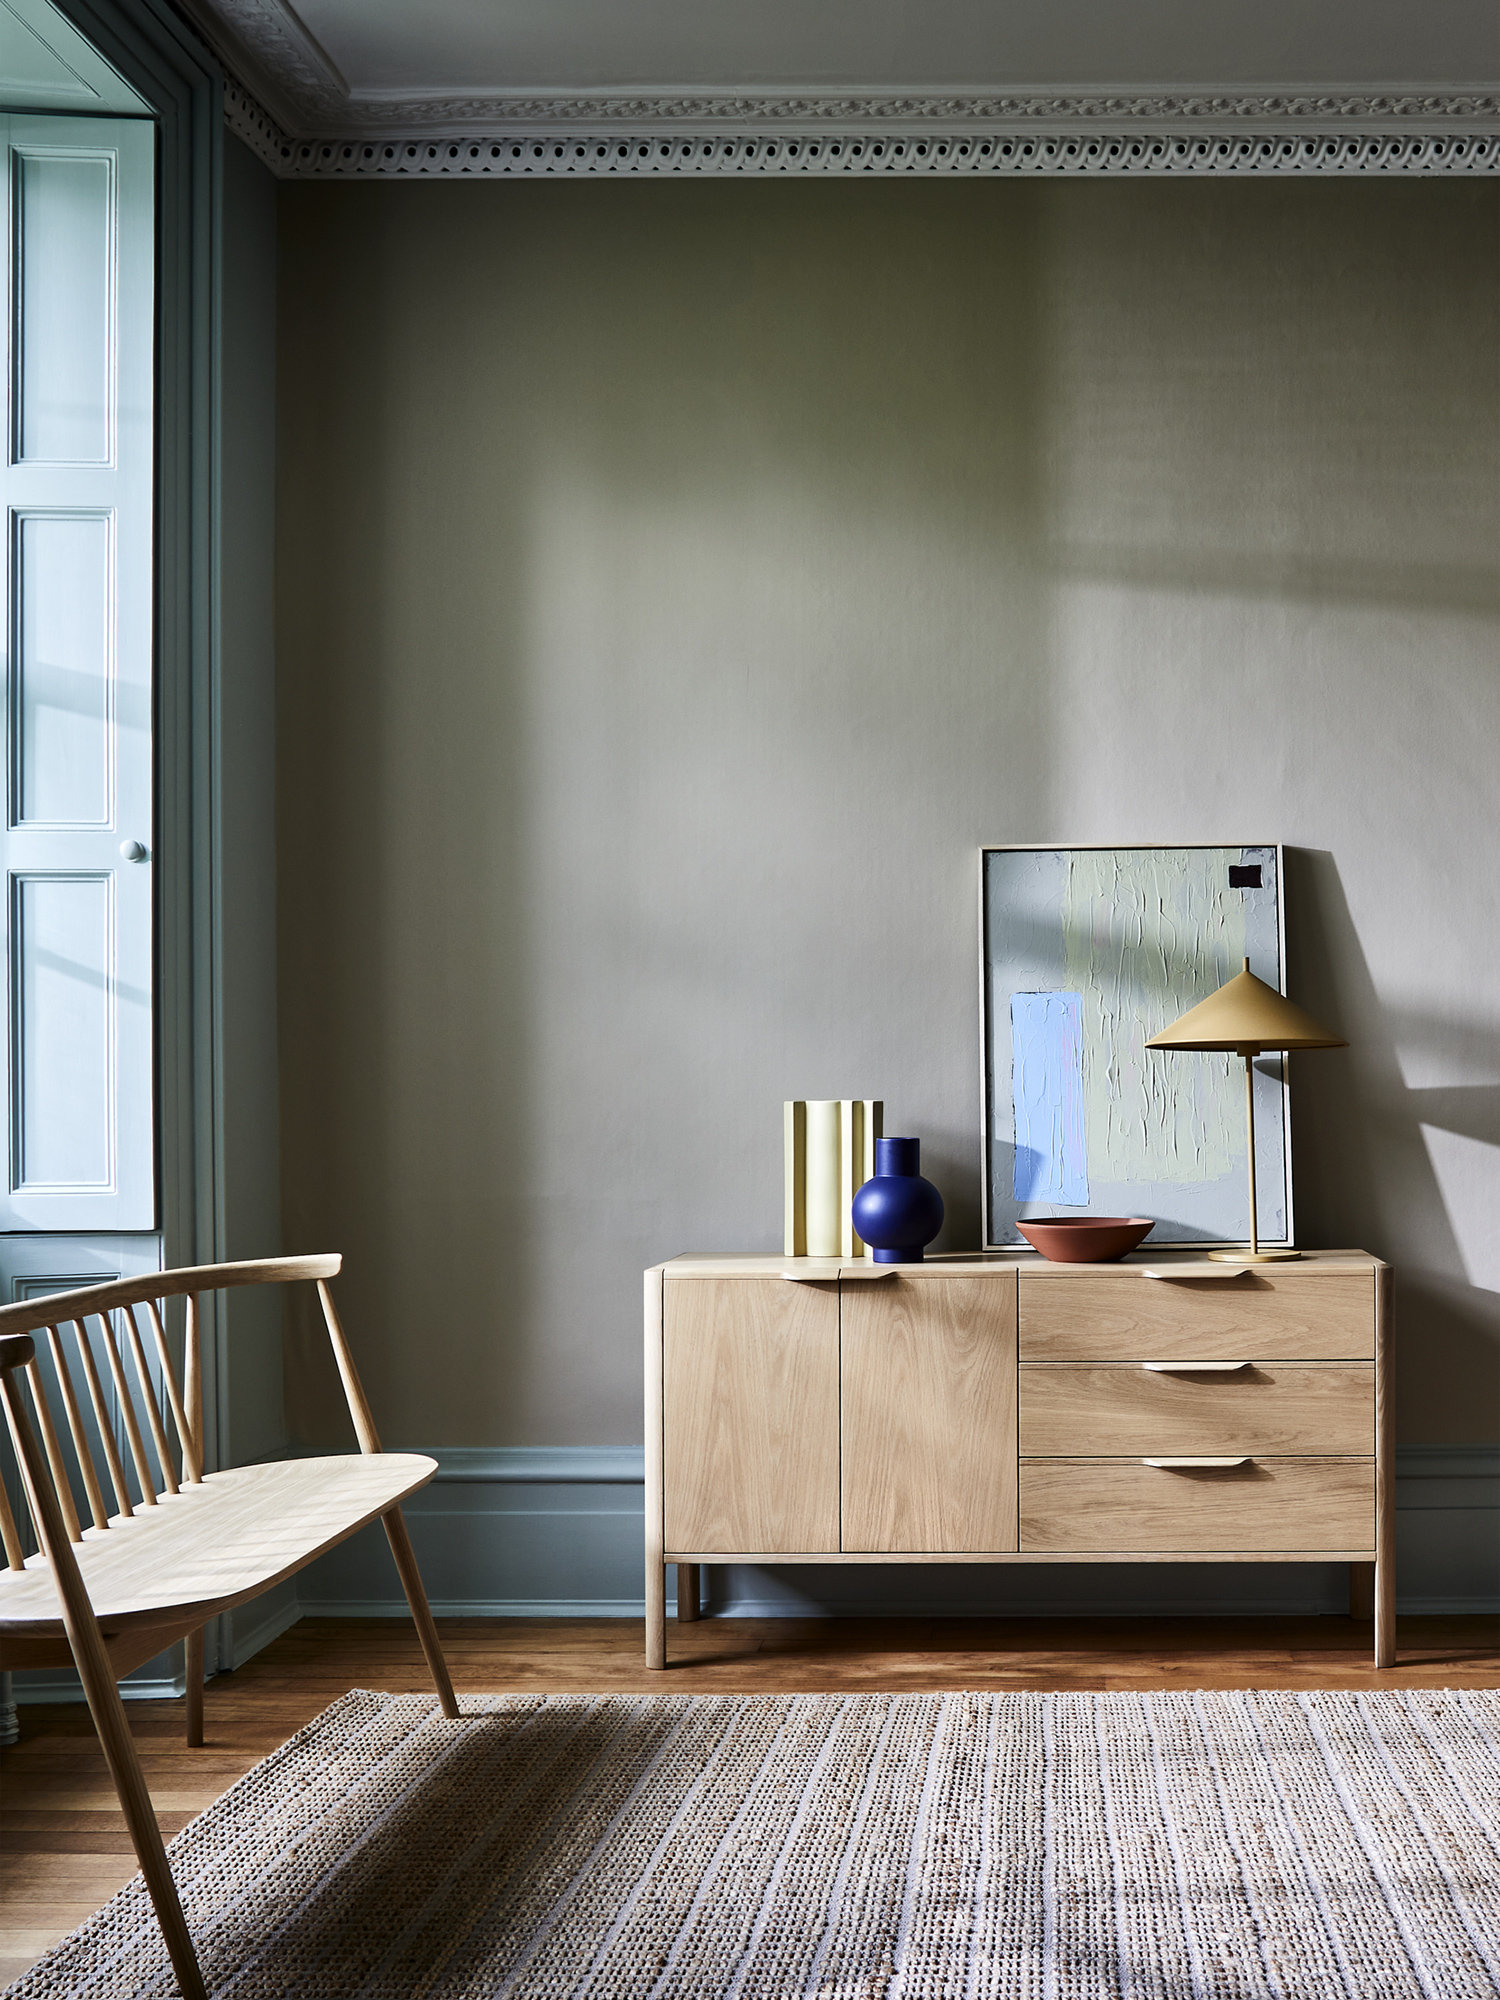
(1141, 1360, 1251, 1374)
(780, 1267, 897, 1283)
(1140, 1266, 1251, 1281)
(1142, 1456, 1251, 1469)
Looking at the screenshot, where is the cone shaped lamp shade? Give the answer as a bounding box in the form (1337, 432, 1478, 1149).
(1146, 962, 1347, 1054)
(1147, 959, 1346, 1261)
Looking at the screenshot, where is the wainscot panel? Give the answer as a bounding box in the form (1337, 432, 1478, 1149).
(13, 1443, 1494, 1701)
(298, 1445, 1498, 1620)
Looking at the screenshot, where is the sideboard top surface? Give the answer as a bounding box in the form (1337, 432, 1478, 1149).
(655, 1249, 1381, 1278)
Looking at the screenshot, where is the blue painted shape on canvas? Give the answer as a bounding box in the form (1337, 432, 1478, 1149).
(1010, 991, 1089, 1205)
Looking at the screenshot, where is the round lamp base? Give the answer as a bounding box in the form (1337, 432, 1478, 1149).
(1206, 1247, 1302, 1263)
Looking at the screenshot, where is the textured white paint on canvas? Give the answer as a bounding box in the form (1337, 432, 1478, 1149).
(983, 845, 1288, 1248)
(1061, 847, 1243, 1184)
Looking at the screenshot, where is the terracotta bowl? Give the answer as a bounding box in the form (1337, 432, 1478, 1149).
(1016, 1217, 1154, 1263)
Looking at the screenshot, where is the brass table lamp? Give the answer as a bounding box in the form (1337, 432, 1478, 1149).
(1146, 958, 1345, 1262)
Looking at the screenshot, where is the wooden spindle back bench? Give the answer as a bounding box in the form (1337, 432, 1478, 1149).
(0, 1253, 456, 2000)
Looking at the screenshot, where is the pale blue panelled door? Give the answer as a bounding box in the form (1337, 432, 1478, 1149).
(0, 116, 154, 1233)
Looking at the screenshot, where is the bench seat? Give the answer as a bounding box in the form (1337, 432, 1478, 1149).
(0, 1451, 437, 1636)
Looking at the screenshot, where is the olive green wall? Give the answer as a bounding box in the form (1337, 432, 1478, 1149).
(218, 131, 285, 1470)
(276, 178, 1499, 1451)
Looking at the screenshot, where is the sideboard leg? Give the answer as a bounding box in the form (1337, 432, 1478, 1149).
(646, 1558, 667, 1669)
(1348, 1561, 1375, 1620)
(676, 1562, 701, 1623)
(1374, 1552, 1396, 1669)
(644, 1266, 667, 1669)
(1373, 1263, 1395, 1669)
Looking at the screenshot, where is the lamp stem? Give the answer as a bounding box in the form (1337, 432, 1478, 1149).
(1243, 1050, 1259, 1257)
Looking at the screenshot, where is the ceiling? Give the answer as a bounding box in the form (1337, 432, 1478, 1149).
(282, 0, 1500, 98)
(174, 0, 1498, 176)
(192, 0, 1500, 119)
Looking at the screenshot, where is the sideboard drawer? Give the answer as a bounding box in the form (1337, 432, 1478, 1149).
(1019, 1456, 1375, 1553)
(1018, 1362, 1374, 1458)
(1017, 1270, 1374, 1362)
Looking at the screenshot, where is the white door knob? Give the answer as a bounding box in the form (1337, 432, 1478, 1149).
(120, 839, 148, 862)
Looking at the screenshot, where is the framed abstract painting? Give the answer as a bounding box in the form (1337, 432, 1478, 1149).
(979, 844, 1293, 1251)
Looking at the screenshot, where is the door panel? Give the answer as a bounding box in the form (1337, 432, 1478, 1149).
(663, 1276, 839, 1553)
(0, 116, 153, 1228)
(15, 509, 112, 823)
(14, 147, 113, 464)
(13, 870, 112, 1186)
(841, 1273, 1018, 1553)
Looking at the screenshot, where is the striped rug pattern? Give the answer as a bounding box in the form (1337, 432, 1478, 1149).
(9, 1688, 1500, 1998)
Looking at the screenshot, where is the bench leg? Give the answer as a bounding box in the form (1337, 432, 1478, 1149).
(184, 1626, 205, 1747)
(381, 1504, 459, 1718)
(1, 1370, 205, 2000)
(88, 1653, 206, 2000)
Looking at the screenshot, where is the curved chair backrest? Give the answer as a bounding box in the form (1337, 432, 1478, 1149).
(0, 1254, 344, 1574)
(0, 1332, 34, 1374)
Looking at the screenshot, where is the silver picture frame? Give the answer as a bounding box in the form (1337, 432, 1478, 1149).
(978, 843, 1293, 1253)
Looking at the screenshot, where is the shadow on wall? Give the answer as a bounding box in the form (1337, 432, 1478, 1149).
(274, 185, 543, 1448)
(272, 178, 1498, 1478)
(274, 180, 1053, 1448)
(1286, 847, 1500, 1442)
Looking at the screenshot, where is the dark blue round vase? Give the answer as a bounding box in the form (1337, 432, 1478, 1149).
(850, 1137, 944, 1264)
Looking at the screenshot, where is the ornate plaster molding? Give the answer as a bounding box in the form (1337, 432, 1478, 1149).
(334, 89, 1500, 133)
(194, 0, 1500, 169)
(224, 73, 1499, 178)
(204, 0, 1498, 181)
(177, 0, 343, 126)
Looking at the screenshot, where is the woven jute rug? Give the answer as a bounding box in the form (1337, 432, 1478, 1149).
(9, 1688, 1500, 1998)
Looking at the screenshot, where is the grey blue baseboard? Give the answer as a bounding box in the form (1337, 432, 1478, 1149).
(14, 1442, 1497, 1702)
(294, 1443, 1497, 1622)
(1386, 1448, 1500, 1614)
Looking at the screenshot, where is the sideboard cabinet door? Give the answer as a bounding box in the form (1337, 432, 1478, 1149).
(662, 1277, 840, 1553)
(841, 1274, 1019, 1553)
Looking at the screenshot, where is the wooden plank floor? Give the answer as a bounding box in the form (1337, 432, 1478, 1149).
(4, 1611, 1497, 1986)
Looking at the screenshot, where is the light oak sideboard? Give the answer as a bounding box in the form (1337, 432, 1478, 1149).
(643, 1249, 1392, 1667)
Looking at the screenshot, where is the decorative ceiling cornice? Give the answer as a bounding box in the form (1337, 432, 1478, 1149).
(195, 0, 1500, 178)
(222, 77, 1500, 178)
(323, 89, 1500, 133)
(172, 0, 342, 127)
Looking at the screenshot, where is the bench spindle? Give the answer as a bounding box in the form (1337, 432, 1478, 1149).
(0, 1459, 23, 1570)
(144, 1298, 201, 1486)
(97, 1310, 158, 1507)
(317, 1278, 380, 1452)
(45, 1326, 111, 1531)
(183, 1294, 202, 1482)
(21, 1358, 83, 1541)
(122, 1305, 179, 1497)
(69, 1318, 134, 1519)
